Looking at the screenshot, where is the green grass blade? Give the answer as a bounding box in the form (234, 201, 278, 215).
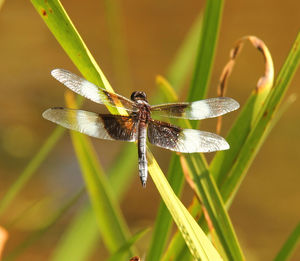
(147, 149, 222, 261)
(149, 2, 227, 254)
(156, 77, 244, 259)
(30, 0, 135, 256)
(29, 2, 236, 260)
(160, 4, 228, 256)
(2, 0, 137, 221)
(274, 221, 300, 261)
(147, 155, 185, 261)
(163, 90, 298, 261)
(220, 32, 300, 204)
(31, 0, 106, 86)
(106, 12, 205, 260)
(30, 0, 124, 115)
(0, 127, 65, 217)
(29, 1, 201, 259)
(50, 204, 99, 261)
(183, 154, 244, 260)
(108, 13, 204, 195)
(3, 188, 84, 261)
(166, 14, 203, 89)
(107, 228, 150, 261)
(161, 200, 200, 261)
(108, 11, 203, 193)
(51, 139, 140, 261)
(147, 77, 185, 261)
(188, 0, 223, 102)
(179, 31, 300, 261)
(51, 144, 138, 261)
(164, 33, 300, 260)
(210, 91, 271, 187)
(156, 75, 179, 102)
(147, 14, 205, 259)
(70, 130, 133, 256)
(1, 0, 109, 218)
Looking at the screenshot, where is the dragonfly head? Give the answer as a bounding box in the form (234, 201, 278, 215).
(130, 91, 147, 102)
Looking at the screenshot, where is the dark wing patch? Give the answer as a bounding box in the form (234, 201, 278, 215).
(51, 69, 137, 112)
(147, 120, 181, 151)
(151, 97, 239, 120)
(43, 107, 138, 142)
(148, 119, 229, 153)
(101, 114, 138, 141)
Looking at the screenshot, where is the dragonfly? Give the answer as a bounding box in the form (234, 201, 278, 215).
(43, 69, 240, 187)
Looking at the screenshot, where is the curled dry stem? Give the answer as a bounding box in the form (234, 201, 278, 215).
(216, 35, 274, 134)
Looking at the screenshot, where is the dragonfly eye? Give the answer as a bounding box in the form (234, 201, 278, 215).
(130, 91, 147, 101)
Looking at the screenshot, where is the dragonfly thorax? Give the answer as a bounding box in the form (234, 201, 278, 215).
(137, 103, 151, 123)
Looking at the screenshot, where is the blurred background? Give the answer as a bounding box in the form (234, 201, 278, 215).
(0, 0, 299, 260)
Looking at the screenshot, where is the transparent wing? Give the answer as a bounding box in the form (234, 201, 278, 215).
(51, 69, 137, 112)
(147, 119, 229, 153)
(43, 107, 138, 142)
(151, 97, 239, 120)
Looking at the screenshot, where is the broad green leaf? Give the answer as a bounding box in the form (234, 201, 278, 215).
(147, 149, 222, 261)
(0, 127, 65, 217)
(274, 221, 300, 261)
(147, 155, 185, 261)
(161, 200, 203, 261)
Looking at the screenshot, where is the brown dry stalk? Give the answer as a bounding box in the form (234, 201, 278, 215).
(216, 35, 274, 134)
